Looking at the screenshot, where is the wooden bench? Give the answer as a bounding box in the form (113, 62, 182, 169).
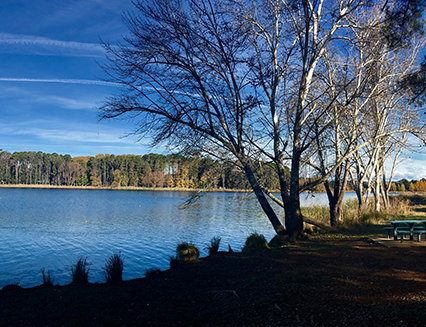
(398, 230, 426, 242)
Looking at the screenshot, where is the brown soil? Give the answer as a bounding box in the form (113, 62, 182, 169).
(2, 236, 426, 327)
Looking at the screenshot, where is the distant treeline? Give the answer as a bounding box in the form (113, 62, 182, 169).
(0, 151, 287, 190)
(0, 151, 422, 192)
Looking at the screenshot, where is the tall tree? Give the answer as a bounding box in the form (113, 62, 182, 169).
(99, 0, 418, 236)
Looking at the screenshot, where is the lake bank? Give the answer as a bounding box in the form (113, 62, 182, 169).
(2, 233, 426, 327)
(0, 183, 254, 192)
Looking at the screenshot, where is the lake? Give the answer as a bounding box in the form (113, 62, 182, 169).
(0, 188, 357, 288)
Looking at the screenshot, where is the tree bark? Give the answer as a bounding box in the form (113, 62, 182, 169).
(241, 160, 286, 235)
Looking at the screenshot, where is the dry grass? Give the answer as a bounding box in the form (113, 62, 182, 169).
(302, 194, 423, 228)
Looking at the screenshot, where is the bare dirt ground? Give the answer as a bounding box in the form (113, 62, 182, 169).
(2, 233, 426, 327)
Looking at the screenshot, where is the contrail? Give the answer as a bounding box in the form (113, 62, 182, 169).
(0, 33, 105, 57)
(0, 78, 120, 86)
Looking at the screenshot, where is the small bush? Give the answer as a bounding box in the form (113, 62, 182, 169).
(103, 252, 124, 284)
(71, 257, 90, 284)
(144, 267, 161, 277)
(176, 241, 200, 262)
(242, 233, 269, 252)
(206, 236, 221, 256)
(41, 268, 55, 286)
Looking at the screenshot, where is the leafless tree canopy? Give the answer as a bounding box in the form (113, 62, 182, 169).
(100, 0, 426, 236)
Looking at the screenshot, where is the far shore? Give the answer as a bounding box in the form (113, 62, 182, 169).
(0, 184, 255, 193)
(0, 184, 406, 195)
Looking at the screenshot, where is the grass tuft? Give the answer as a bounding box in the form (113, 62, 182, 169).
(206, 236, 221, 256)
(170, 241, 200, 267)
(176, 242, 200, 262)
(242, 233, 269, 253)
(41, 268, 55, 286)
(103, 252, 124, 284)
(71, 257, 90, 284)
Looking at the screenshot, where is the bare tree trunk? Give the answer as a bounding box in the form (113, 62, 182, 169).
(241, 159, 286, 235)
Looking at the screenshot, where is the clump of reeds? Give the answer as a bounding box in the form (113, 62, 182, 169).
(170, 241, 200, 267)
(41, 268, 55, 286)
(71, 257, 90, 284)
(176, 242, 200, 262)
(103, 252, 124, 284)
(242, 232, 269, 253)
(206, 236, 221, 256)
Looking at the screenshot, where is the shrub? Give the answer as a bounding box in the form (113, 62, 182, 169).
(206, 236, 221, 256)
(103, 252, 124, 284)
(71, 257, 90, 284)
(242, 233, 269, 253)
(41, 268, 55, 286)
(176, 241, 200, 262)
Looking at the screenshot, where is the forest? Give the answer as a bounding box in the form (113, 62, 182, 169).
(0, 150, 287, 190)
(0, 150, 423, 193)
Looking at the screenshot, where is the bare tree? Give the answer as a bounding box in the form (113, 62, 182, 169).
(99, 0, 418, 236)
(100, 0, 287, 234)
(348, 24, 426, 212)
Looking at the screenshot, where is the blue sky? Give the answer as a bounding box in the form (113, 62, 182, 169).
(0, 0, 151, 157)
(0, 0, 425, 180)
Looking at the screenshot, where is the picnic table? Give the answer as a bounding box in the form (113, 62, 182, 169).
(387, 220, 426, 241)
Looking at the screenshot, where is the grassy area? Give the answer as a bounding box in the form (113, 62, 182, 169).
(302, 194, 426, 227)
(299, 194, 426, 241)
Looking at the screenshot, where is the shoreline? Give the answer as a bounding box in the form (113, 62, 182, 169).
(2, 235, 426, 327)
(0, 184, 255, 193)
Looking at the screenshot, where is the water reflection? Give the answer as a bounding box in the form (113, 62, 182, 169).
(0, 188, 356, 288)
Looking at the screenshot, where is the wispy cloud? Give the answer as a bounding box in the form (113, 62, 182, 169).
(0, 33, 106, 57)
(0, 77, 119, 86)
(0, 120, 130, 144)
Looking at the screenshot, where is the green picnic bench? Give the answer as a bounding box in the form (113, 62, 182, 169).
(386, 220, 426, 241)
(384, 226, 425, 239)
(398, 229, 426, 242)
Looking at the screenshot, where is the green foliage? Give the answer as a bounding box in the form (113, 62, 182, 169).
(242, 233, 269, 253)
(206, 236, 221, 256)
(176, 242, 200, 262)
(71, 257, 90, 284)
(103, 252, 124, 284)
(41, 268, 55, 286)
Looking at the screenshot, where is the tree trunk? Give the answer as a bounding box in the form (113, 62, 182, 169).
(374, 166, 381, 212)
(242, 159, 286, 236)
(287, 149, 304, 237)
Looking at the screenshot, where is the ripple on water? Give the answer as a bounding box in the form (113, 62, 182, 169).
(0, 189, 357, 288)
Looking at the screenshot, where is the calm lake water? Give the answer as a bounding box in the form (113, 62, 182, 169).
(0, 188, 356, 288)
